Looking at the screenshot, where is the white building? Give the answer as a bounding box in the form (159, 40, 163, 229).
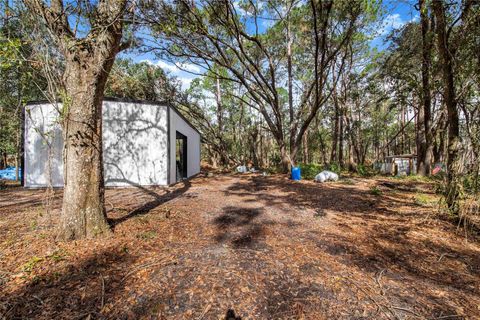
(23, 98, 201, 187)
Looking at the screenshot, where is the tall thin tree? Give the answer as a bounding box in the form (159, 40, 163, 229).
(431, 0, 461, 215)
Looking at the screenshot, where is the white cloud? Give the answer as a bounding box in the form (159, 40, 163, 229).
(386, 13, 405, 29)
(142, 59, 201, 74)
(154, 60, 179, 73)
(178, 77, 194, 90)
(232, 0, 265, 17)
(176, 63, 201, 73)
(378, 13, 406, 36)
(261, 19, 275, 29)
(139, 59, 202, 91)
(409, 14, 420, 23)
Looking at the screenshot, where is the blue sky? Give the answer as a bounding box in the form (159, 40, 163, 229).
(122, 0, 421, 90)
(371, 0, 419, 48)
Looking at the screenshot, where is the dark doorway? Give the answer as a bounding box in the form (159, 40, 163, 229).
(176, 131, 187, 182)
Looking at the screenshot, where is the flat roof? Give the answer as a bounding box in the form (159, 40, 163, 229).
(26, 97, 201, 136)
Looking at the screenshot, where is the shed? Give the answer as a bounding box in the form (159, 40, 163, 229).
(382, 154, 417, 176)
(23, 98, 201, 188)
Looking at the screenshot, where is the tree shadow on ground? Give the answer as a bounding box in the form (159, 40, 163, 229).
(224, 175, 390, 216)
(213, 206, 267, 249)
(0, 247, 138, 319)
(2, 174, 479, 319)
(107, 179, 191, 229)
(0, 187, 62, 214)
(222, 174, 480, 317)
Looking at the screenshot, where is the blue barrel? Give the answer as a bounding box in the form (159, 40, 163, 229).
(291, 167, 301, 181)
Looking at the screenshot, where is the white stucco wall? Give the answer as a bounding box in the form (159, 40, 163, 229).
(169, 107, 201, 184)
(24, 100, 171, 187)
(24, 103, 64, 187)
(103, 101, 169, 186)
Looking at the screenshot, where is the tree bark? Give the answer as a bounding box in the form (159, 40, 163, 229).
(60, 75, 110, 239)
(25, 0, 129, 239)
(417, 0, 433, 176)
(280, 142, 292, 172)
(432, 0, 461, 215)
(330, 104, 339, 163)
(60, 43, 122, 238)
(287, 13, 294, 131)
(338, 108, 344, 168)
(1, 152, 6, 169)
(433, 114, 447, 163)
(303, 129, 309, 163)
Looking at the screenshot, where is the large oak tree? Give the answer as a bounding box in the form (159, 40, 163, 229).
(24, 0, 132, 240)
(141, 0, 371, 171)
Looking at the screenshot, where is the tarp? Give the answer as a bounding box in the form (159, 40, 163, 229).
(0, 167, 21, 180)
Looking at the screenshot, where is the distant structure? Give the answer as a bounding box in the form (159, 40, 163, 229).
(23, 98, 201, 187)
(377, 154, 417, 176)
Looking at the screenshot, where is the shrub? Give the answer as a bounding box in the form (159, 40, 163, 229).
(356, 164, 369, 176)
(463, 173, 480, 194)
(326, 162, 341, 174)
(369, 186, 382, 196)
(298, 163, 323, 180)
(414, 193, 434, 207)
(22, 256, 43, 273)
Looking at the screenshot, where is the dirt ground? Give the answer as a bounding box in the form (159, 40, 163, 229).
(1, 173, 479, 319)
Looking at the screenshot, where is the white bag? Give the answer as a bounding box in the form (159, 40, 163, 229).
(236, 165, 247, 173)
(314, 170, 339, 182)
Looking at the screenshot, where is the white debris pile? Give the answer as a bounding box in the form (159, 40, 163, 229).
(236, 166, 259, 173)
(314, 170, 339, 183)
(236, 165, 248, 173)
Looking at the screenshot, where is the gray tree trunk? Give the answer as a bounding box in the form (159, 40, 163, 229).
(417, 0, 433, 176)
(432, 0, 461, 215)
(21, 0, 130, 240)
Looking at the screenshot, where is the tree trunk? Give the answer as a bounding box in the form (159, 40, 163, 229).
(2, 152, 7, 169)
(23, 1, 128, 240)
(303, 129, 309, 163)
(287, 16, 294, 130)
(215, 78, 229, 167)
(432, 0, 461, 215)
(417, 0, 433, 176)
(330, 105, 339, 163)
(280, 143, 292, 173)
(348, 140, 357, 172)
(401, 104, 406, 154)
(216, 77, 223, 133)
(338, 108, 344, 168)
(318, 129, 327, 165)
(58, 63, 112, 240)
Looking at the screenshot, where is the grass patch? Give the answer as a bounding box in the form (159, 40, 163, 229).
(458, 196, 480, 232)
(47, 249, 67, 262)
(338, 178, 355, 185)
(22, 256, 43, 273)
(136, 230, 157, 240)
(369, 186, 382, 196)
(413, 193, 436, 207)
(390, 175, 435, 183)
